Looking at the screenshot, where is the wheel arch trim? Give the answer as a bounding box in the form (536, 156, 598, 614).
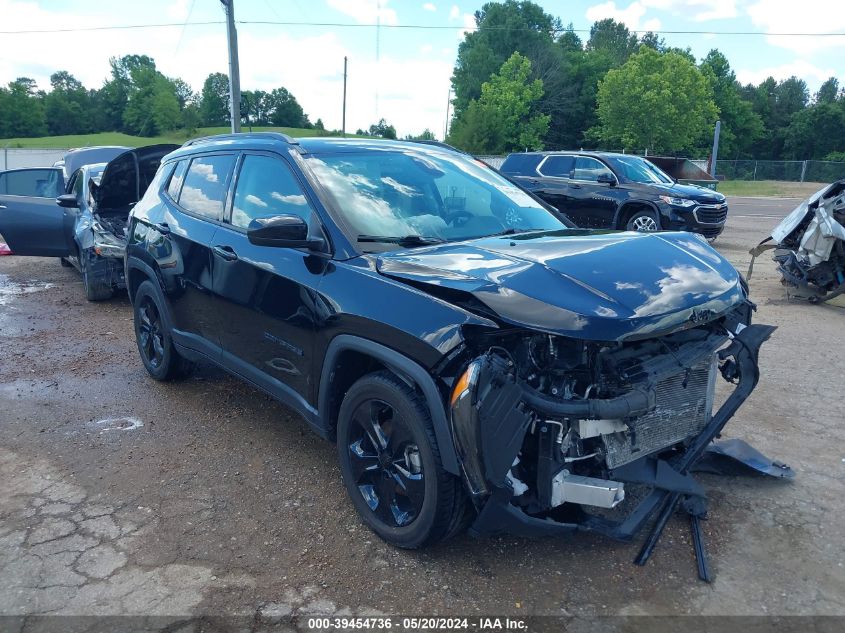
(616, 200, 662, 229)
(319, 334, 460, 475)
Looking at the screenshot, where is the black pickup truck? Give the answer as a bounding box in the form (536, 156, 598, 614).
(499, 151, 727, 239)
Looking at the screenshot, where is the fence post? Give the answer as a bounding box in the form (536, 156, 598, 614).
(800, 160, 808, 182)
(753, 161, 757, 181)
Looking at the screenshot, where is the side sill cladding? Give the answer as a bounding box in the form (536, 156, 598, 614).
(319, 335, 460, 475)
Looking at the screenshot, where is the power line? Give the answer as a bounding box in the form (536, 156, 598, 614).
(1, 19, 844, 37)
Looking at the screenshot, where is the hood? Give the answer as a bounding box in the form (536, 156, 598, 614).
(61, 146, 132, 180)
(627, 181, 725, 203)
(92, 144, 179, 211)
(376, 229, 744, 341)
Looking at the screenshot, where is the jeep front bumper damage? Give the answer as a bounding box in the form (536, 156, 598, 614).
(449, 324, 777, 544)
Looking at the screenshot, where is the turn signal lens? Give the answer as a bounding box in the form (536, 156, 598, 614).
(451, 363, 478, 407)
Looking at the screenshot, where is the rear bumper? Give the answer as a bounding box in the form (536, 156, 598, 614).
(452, 324, 774, 540)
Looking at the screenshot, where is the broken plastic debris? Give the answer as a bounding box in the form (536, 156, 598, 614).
(96, 417, 143, 432)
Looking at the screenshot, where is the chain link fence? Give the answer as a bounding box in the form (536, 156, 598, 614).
(479, 153, 845, 184)
(715, 159, 845, 183)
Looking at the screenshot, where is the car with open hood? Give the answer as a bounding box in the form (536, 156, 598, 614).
(0, 144, 178, 300)
(123, 133, 773, 552)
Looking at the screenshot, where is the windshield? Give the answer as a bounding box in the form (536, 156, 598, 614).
(305, 149, 570, 249)
(607, 156, 673, 184)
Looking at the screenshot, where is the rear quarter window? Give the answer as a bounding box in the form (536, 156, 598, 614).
(499, 154, 543, 175)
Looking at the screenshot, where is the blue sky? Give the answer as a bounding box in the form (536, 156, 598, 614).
(1, 1, 842, 137)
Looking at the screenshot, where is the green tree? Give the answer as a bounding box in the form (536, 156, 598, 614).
(368, 118, 397, 139)
(267, 87, 308, 127)
(449, 52, 549, 153)
(405, 128, 436, 140)
(451, 0, 559, 116)
(43, 71, 93, 135)
(97, 55, 157, 132)
(784, 101, 845, 159)
(815, 77, 839, 104)
(199, 72, 230, 127)
(586, 18, 639, 66)
(0, 78, 47, 137)
(699, 50, 763, 157)
(593, 47, 717, 152)
(123, 64, 182, 136)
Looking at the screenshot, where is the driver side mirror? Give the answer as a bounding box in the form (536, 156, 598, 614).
(597, 172, 616, 186)
(56, 194, 79, 208)
(247, 214, 325, 250)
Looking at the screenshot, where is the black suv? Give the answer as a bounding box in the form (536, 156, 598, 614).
(500, 151, 728, 239)
(124, 133, 770, 549)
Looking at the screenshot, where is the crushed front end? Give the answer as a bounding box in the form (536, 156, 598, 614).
(447, 302, 775, 542)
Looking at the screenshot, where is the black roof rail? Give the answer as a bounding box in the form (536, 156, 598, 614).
(407, 139, 469, 155)
(182, 132, 299, 147)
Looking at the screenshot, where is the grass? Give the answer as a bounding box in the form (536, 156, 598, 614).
(717, 179, 827, 198)
(0, 126, 364, 148)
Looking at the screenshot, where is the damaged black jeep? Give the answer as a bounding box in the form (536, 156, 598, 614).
(124, 135, 775, 558)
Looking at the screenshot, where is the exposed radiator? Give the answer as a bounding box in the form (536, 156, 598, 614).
(602, 355, 716, 468)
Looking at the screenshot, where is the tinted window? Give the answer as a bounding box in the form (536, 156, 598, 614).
(500, 153, 542, 175)
(539, 156, 575, 178)
(573, 157, 614, 182)
(231, 155, 311, 229)
(71, 169, 84, 199)
(0, 168, 62, 198)
(166, 160, 188, 200)
(178, 154, 236, 220)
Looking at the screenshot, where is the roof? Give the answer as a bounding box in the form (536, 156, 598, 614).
(506, 150, 636, 159)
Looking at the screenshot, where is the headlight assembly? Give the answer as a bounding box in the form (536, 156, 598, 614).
(659, 195, 696, 207)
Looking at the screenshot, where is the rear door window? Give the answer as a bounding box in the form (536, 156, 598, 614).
(0, 168, 62, 198)
(230, 154, 312, 229)
(573, 157, 614, 182)
(539, 156, 575, 178)
(177, 154, 237, 221)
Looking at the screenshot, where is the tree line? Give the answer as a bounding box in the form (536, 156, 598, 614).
(0, 54, 321, 140)
(446, 0, 845, 160)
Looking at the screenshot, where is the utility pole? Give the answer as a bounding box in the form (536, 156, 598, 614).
(710, 120, 721, 177)
(443, 88, 451, 140)
(342, 56, 348, 138)
(221, 0, 241, 133)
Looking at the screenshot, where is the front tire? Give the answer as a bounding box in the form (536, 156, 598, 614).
(132, 280, 192, 381)
(337, 371, 470, 549)
(626, 210, 659, 232)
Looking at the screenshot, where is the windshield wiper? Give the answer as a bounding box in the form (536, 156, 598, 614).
(357, 234, 445, 247)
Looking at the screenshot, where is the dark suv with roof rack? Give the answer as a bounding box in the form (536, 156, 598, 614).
(122, 132, 770, 552)
(500, 151, 728, 239)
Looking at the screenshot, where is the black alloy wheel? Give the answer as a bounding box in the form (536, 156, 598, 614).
(136, 296, 166, 371)
(337, 371, 471, 548)
(346, 399, 426, 527)
(132, 280, 192, 381)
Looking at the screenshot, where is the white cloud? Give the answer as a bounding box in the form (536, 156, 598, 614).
(326, 0, 398, 26)
(422, 2, 437, 11)
(166, 0, 191, 20)
(735, 59, 837, 88)
(0, 0, 452, 138)
(585, 2, 662, 32)
(420, 43, 434, 54)
(747, 0, 845, 53)
(449, 5, 460, 20)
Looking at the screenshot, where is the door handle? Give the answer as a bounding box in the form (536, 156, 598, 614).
(153, 222, 171, 235)
(212, 244, 239, 261)
(0, 204, 6, 209)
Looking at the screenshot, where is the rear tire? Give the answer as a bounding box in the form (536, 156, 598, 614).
(625, 210, 659, 232)
(337, 371, 471, 549)
(59, 257, 72, 268)
(132, 280, 192, 381)
(80, 250, 114, 301)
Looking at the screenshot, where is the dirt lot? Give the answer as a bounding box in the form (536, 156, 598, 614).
(1, 206, 844, 625)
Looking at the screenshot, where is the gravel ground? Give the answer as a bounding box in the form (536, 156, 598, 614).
(1, 206, 844, 624)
